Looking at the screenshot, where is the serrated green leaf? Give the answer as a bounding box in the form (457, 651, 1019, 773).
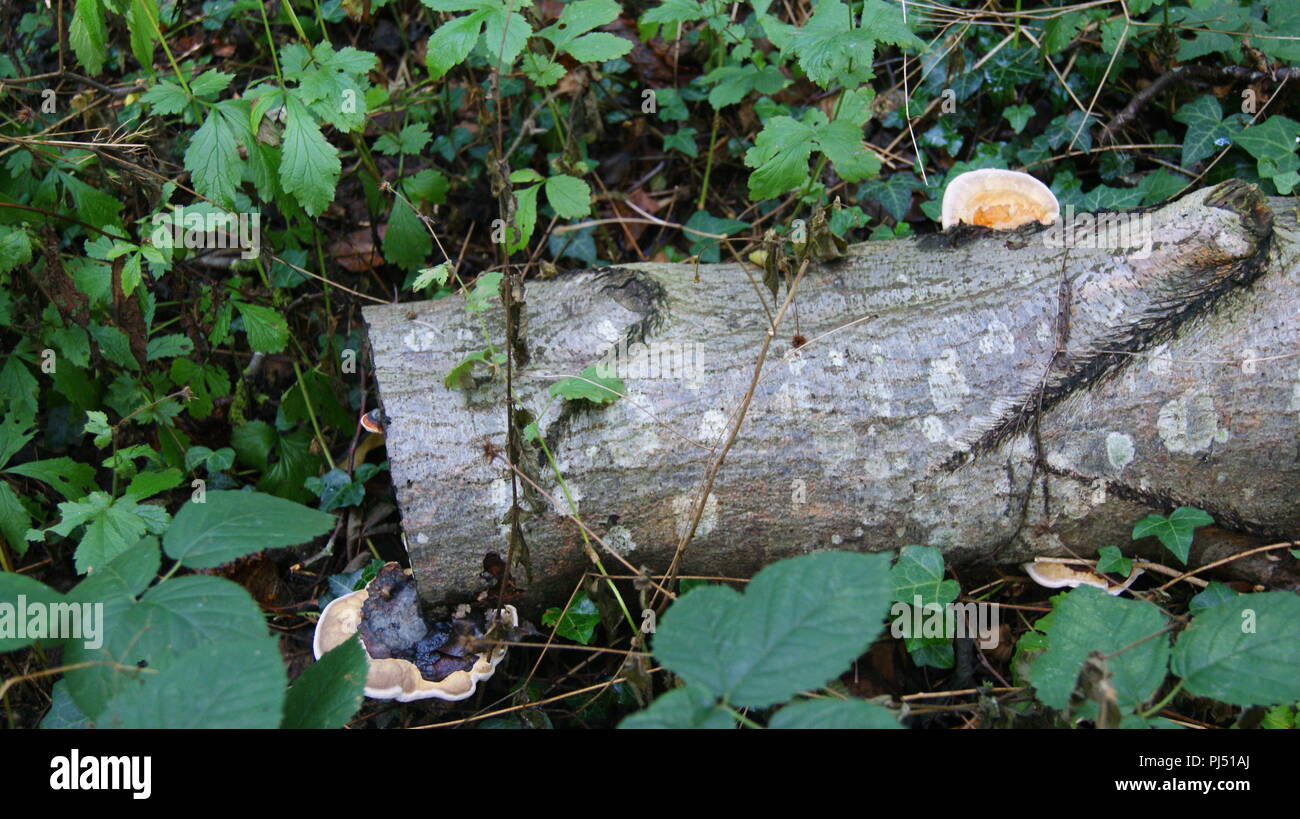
(5, 457, 97, 501)
(652, 551, 895, 708)
(185, 108, 241, 208)
(233, 302, 289, 354)
(69, 0, 108, 76)
(618, 685, 735, 729)
(550, 364, 624, 404)
(280, 95, 340, 216)
(544, 174, 592, 220)
(0, 572, 65, 652)
(1172, 592, 1300, 707)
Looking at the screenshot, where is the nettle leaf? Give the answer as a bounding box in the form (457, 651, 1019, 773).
(163, 489, 334, 569)
(652, 551, 895, 709)
(541, 590, 602, 645)
(281, 635, 368, 729)
(544, 174, 592, 220)
(422, 0, 532, 74)
(279, 95, 341, 217)
(69, 0, 108, 76)
(1172, 592, 1300, 707)
(788, 0, 876, 88)
(768, 697, 902, 729)
(618, 685, 735, 729)
(145, 333, 193, 360)
(550, 365, 624, 405)
(185, 108, 242, 208)
(189, 70, 235, 100)
(1028, 586, 1169, 712)
(374, 123, 431, 156)
(233, 302, 289, 354)
(537, 0, 632, 62)
(140, 81, 191, 115)
(99, 637, 287, 728)
(1131, 506, 1213, 565)
(63, 575, 270, 719)
(0, 226, 33, 275)
(1172, 95, 1244, 167)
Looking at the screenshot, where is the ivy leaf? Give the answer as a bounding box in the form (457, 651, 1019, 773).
(1233, 115, 1300, 184)
(1131, 506, 1213, 566)
(1095, 546, 1133, 577)
(541, 590, 602, 645)
(279, 95, 341, 217)
(683, 209, 747, 263)
(233, 302, 289, 354)
(1172, 95, 1243, 167)
(859, 172, 920, 221)
(701, 63, 790, 110)
(1002, 103, 1034, 134)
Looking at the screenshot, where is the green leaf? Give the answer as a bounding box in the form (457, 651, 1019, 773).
(683, 209, 747, 263)
(859, 172, 920, 221)
(618, 685, 735, 729)
(1028, 586, 1169, 711)
(69, 0, 108, 76)
(0, 226, 33, 274)
(140, 81, 190, 115)
(185, 108, 241, 208)
(383, 195, 432, 270)
(652, 551, 895, 708)
(508, 183, 540, 253)
(281, 635, 368, 728)
(541, 590, 601, 645)
(374, 123, 431, 156)
(189, 70, 235, 99)
(63, 575, 270, 718)
(1171, 592, 1300, 707)
(0, 483, 30, 557)
(40, 681, 91, 729)
(745, 116, 816, 200)
(1172, 95, 1241, 167)
(544, 174, 592, 220)
(280, 95, 341, 217)
(126, 0, 160, 70)
(67, 537, 161, 604)
(30, 491, 167, 574)
(0, 572, 65, 652)
(1131, 506, 1213, 565)
(425, 10, 489, 80)
(1188, 581, 1238, 615)
(702, 63, 789, 110)
(768, 697, 903, 728)
(99, 637, 287, 728)
(1095, 545, 1133, 577)
(537, 0, 630, 63)
(145, 333, 193, 360)
(4, 457, 97, 501)
(1233, 115, 1300, 181)
(230, 420, 276, 472)
(303, 468, 366, 511)
(124, 468, 183, 501)
(1003, 103, 1034, 134)
(163, 489, 334, 569)
(890, 545, 959, 607)
(788, 0, 875, 88)
(233, 302, 289, 354)
(550, 364, 624, 405)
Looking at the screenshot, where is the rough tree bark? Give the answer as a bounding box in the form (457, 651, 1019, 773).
(363, 181, 1300, 610)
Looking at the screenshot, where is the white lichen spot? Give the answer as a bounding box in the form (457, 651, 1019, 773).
(927, 527, 956, 548)
(1241, 348, 1258, 376)
(416, 533, 429, 544)
(1157, 391, 1222, 454)
(979, 320, 1016, 355)
(870, 343, 886, 367)
(698, 409, 729, 443)
(831, 534, 843, 545)
(1036, 322, 1053, 347)
(595, 318, 622, 344)
(1147, 343, 1172, 377)
(787, 353, 807, 376)
(921, 415, 947, 443)
(862, 377, 894, 418)
(605, 525, 636, 554)
(1105, 432, 1135, 471)
(611, 424, 662, 469)
(927, 349, 970, 412)
(853, 527, 864, 538)
(772, 381, 815, 416)
(489, 478, 511, 514)
(673, 492, 718, 539)
(400, 327, 438, 352)
(828, 348, 845, 368)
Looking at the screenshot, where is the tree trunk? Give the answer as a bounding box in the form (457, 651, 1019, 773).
(363, 181, 1300, 610)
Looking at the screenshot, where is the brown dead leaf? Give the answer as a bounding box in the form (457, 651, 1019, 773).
(329, 226, 386, 273)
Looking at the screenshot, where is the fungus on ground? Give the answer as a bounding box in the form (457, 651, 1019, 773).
(313, 562, 518, 702)
(1021, 559, 1144, 596)
(940, 168, 1060, 231)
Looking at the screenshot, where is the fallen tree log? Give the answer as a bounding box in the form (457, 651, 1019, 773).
(363, 181, 1300, 610)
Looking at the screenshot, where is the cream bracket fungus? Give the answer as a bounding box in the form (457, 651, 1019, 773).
(313, 562, 519, 702)
(940, 168, 1060, 231)
(1022, 559, 1145, 596)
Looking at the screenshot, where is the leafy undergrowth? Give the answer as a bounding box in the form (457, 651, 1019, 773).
(1, 0, 1298, 728)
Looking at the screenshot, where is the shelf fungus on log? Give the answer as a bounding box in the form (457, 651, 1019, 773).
(313, 562, 520, 702)
(941, 168, 1060, 230)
